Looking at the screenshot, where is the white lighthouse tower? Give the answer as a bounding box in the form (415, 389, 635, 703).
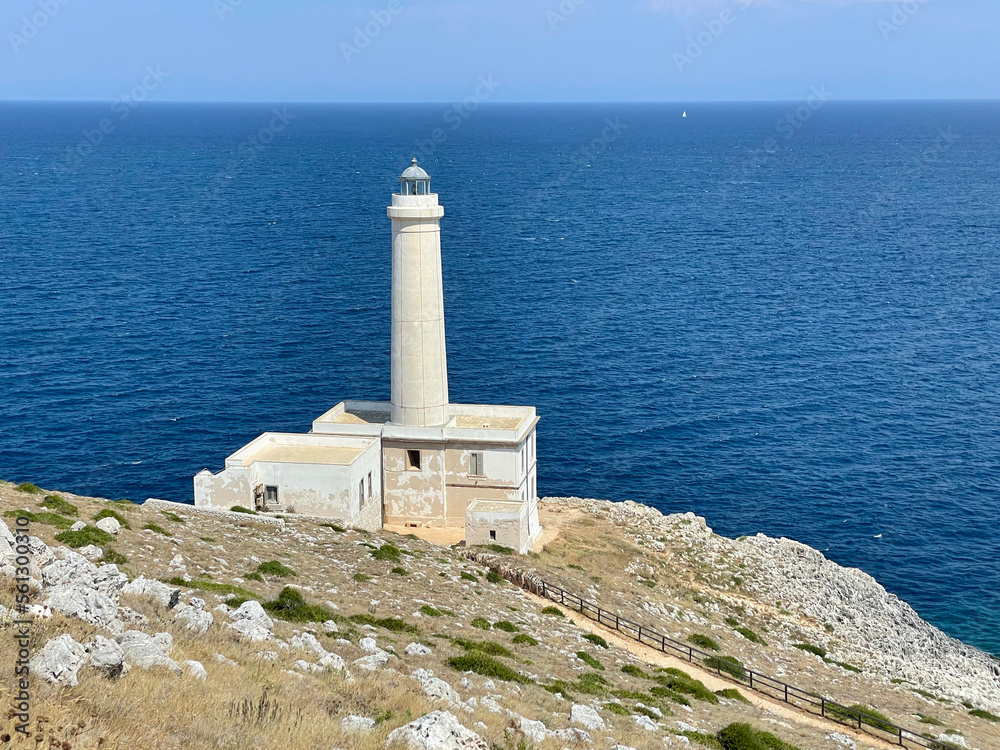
(389, 159, 450, 428)
(194, 158, 541, 552)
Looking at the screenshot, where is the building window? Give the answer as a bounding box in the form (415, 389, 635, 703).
(490, 530, 497, 541)
(406, 449, 421, 471)
(470, 452, 484, 477)
(367, 471, 373, 498)
(359, 479, 365, 504)
(264, 486, 279, 505)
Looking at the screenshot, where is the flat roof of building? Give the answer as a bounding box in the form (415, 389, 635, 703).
(454, 414, 525, 431)
(242, 444, 366, 467)
(332, 406, 392, 425)
(467, 499, 527, 515)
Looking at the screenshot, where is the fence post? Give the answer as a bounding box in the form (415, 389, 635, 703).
(821, 699, 825, 718)
(638, 625, 642, 642)
(749, 672, 753, 690)
(784, 684, 788, 703)
(897, 727, 903, 747)
(560, 589, 565, 605)
(688, 646, 693, 662)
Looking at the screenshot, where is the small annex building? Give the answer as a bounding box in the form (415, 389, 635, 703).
(194, 160, 541, 553)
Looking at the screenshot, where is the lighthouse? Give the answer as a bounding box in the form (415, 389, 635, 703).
(194, 158, 542, 552)
(389, 159, 450, 428)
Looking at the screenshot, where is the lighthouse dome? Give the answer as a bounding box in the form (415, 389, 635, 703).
(399, 158, 432, 195)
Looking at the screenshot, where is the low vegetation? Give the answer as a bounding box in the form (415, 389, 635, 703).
(583, 632, 609, 649)
(703, 656, 746, 681)
(371, 543, 402, 562)
(162, 577, 258, 601)
(5, 509, 74, 530)
(826, 704, 895, 733)
(263, 587, 334, 623)
(717, 722, 802, 750)
(54, 526, 114, 548)
(41, 494, 78, 516)
(142, 523, 173, 537)
(793, 643, 826, 658)
(15, 482, 42, 494)
(471, 617, 492, 630)
(540, 606, 564, 617)
(575, 651, 603, 670)
(160, 510, 186, 524)
(689, 633, 721, 651)
(256, 560, 297, 578)
(969, 708, 1000, 722)
(511, 634, 538, 646)
(94, 508, 131, 529)
(492, 620, 518, 632)
(230, 506, 258, 515)
(446, 652, 531, 683)
(348, 613, 419, 634)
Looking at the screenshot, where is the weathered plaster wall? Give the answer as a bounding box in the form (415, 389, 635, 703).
(194, 467, 252, 510)
(382, 443, 446, 526)
(465, 503, 530, 554)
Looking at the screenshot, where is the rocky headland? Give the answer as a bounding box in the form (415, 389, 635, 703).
(1, 482, 998, 750)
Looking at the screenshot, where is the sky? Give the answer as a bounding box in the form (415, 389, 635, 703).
(1, 0, 997, 103)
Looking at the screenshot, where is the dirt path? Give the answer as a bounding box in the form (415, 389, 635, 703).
(528, 591, 897, 750)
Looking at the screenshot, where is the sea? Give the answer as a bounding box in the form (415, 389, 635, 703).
(1, 101, 998, 655)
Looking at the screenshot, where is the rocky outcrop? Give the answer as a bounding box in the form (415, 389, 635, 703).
(118, 630, 182, 674)
(227, 600, 274, 642)
(385, 711, 488, 750)
(31, 634, 87, 686)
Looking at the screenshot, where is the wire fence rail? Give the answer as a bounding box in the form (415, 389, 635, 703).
(463, 550, 961, 750)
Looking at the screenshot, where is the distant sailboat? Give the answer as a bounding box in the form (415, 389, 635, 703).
(682, 111, 687, 118)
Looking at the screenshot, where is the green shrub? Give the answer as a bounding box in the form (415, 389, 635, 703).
(793, 643, 826, 658)
(319, 523, 346, 532)
(5, 509, 74, 530)
(689, 633, 721, 651)
(41, 495, 78, 516)
(826, 704, 895, 733)
(969, 708, 1000, 722)
(200, 536, 216, 543)
(917, 714, 944, 726)
(610, 689, 649, 701)
(257, 560, 297, 578)
(633, 704, 662, 720)
(162, 577, 258, 600)
(541, 606, 564, 617)
(485, 571, 505, 585)
(703, 656, 746, 681)
(160, 510, 186, 524)
(575, 672, 610, 694)
(230, 506, 258, 515)
(98, 549, 128, 566)
(583, 633, 609, 649)
(460, 571, 478, 582)
(94, 508, 131, 529)
(725, 616, 740, 627)
(447, 653, 531, 683)
(603, 702, 629, 716)
(55, 526, 114, 547)
(831, 660, 862, 673)
(650, 686, 691, 706)
(493, 620, 518, 632)
(735, 627, 766, 645)
(453, 638, 515, 658)
(353, 573, 371, 582)
(15, 483, 42, 494)
(512, 634, 538, 646)
(622, 664, 651, 679)
(142, 523, 172, 537)
(420, 605, 446, 617)
(263, 587, 335, 623)
(371, 544, 402, 562)
(716, 722, 802, 750)
(392, 567, 408, 576)
(657, 668, 719, 704)
(348, 614, 419, 634)
(576, 651, 604, 670)
(245, 572, 264, 582)
(716, 688, 749, 703)
(471, 617, 492, 630)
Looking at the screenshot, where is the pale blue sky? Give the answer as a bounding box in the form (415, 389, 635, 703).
(2, 0, 996, 102)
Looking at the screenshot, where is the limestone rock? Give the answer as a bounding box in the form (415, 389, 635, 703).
(183, 660, 207, 681)
(174, 601, 213, 636)
(405, 642, 433, 656)
(122, 576, 180, 609)
(290, 632, 328, 659)
(552, 727, 592, 744)
(32, 634, 87, 686)
(633, 714, 658, 731)
(70, 521, 87, 532)
(44, 585, 119, 627)
(359, 636, 379, 653)
(341, 715, 376, 733)
(228, 600, 274, 642)
(570, 704, 605, 731)
(118, 630, 182, 675)
(86, 635, 126, 678)
(517, 716, 549, 743)
(95, 517, 121, 535)
(413, 668, 461, 705)
(79, 545, 103, 561)
(322, 619, 339, 633)
(385, 710, 488, 750)
(319, 653, 346, 671)
(353, 650, 390, 671)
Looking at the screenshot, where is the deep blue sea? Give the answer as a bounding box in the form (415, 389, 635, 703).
(1, 101, 998, 654)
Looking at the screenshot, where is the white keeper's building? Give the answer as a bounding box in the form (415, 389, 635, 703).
(194, 160, 541, 553)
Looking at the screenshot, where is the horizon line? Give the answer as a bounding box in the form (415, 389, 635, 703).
(1, 97, 998, 106)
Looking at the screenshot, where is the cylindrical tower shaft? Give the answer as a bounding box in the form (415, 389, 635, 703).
(388, 164, 449, 427)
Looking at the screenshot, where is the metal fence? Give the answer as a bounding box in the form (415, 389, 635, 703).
(467, 552, 960, 750)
